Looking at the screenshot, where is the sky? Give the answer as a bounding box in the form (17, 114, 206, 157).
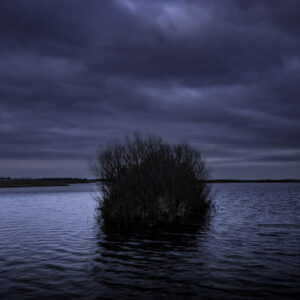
(0, 0, 300, 179)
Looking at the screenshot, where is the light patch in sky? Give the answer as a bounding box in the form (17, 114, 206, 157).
(116, 0, 212, 37)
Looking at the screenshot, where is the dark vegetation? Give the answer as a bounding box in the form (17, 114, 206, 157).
(93, 134, 212, 229)
(207, 179, 300, 183)
(0, 178, 96, 188)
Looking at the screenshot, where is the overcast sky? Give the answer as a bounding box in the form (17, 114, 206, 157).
(1, 0, 300, 179)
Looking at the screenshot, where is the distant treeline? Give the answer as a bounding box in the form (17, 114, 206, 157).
(206, 179, 300, 183)
(0, 177, 299, 188)
(0, 178, 97, 188)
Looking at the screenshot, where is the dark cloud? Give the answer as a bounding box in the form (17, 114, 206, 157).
(0, 0, 299, 178)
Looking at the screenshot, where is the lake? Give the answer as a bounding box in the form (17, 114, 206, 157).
(0, 183, 299, 299)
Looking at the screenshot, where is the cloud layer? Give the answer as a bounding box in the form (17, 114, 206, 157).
(1, 0, 300, 178)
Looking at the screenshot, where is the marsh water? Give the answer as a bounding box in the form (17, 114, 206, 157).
(0, 183, 299, 299)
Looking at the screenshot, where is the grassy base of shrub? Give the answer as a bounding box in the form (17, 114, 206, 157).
(94, 134, 212, 230)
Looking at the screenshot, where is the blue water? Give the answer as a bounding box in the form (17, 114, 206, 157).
(0, 183, 299, 299)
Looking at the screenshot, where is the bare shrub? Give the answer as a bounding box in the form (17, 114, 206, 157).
(93, 133, 212, 229)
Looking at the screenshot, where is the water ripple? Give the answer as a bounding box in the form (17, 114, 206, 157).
(0, 183, 299, 299)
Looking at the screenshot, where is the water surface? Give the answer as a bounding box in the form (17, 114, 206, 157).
(0, 183, 299, 299)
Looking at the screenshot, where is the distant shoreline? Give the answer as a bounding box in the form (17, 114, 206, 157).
(0, 178, 98, 188)
(0, 178, 299, 188)
(206, 179, 300, 183)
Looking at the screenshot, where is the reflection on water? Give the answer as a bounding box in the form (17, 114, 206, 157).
(93, 226, 209, 299)
(0, 183, 299, 299)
